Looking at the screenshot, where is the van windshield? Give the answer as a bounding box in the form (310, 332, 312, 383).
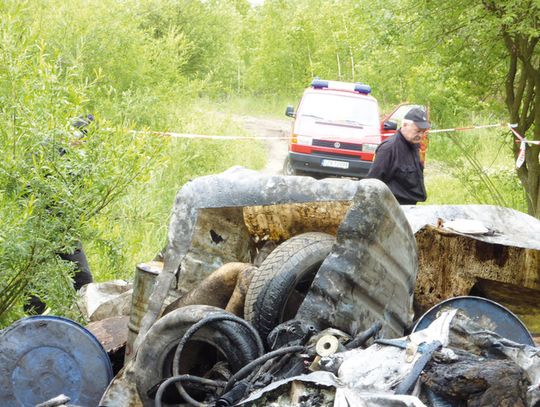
(297, 93, 379, 128)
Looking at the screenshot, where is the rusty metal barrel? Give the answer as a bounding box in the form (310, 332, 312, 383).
(125, 261, 162, 363)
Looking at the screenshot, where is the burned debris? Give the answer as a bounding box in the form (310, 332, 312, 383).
(1, 168, 540, 406)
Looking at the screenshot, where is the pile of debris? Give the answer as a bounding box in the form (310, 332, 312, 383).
(1, 168, 539, 407)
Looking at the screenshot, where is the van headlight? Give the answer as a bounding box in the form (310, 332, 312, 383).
(362, 143, 378, 153)
(296, 136, 312, 146)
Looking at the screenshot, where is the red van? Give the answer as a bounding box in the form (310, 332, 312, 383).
(283, 79, 427, 178)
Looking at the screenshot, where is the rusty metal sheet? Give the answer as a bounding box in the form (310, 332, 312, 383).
(178, 207, 254, 291)
(134, 168, 361, 352)
(403, 205, 540, 331)
(243, 201, 352, 241)
(86, 316, 129, 354)
(413, 225, 540, 321)
(99, 360, 143, 407)
(403, 204, 540, 250)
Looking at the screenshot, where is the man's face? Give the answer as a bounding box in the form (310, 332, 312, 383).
(402, 122, 427, 144)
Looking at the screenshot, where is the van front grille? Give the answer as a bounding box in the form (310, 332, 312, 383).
(312, 139, 362, 151)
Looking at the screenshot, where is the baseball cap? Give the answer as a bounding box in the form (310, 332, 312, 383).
(404, 107, 430, 130)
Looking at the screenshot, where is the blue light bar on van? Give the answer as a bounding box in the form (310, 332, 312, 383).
(311, 79, 329, 89)
(354, 83, 371, 94)
(311, 79, 371, 94)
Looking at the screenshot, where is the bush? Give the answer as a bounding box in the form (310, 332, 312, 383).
(0, 2, 163, 325)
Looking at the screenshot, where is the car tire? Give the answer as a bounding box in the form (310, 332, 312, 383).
(134, 305, 259, 405)
(244, 232, 335, 342)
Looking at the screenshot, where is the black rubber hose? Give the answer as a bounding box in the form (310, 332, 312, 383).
(222, 345, 305, 393)
(154, 375, 225, 407)
(171, 314, 264, 404)
(345, 321, 383, 350)
(214, 380, 250, 407)
(172, 314, 264, 375)
(216, 320, 261, 367)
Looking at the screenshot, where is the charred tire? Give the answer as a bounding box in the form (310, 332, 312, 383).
(134, 305, 259, 406)
(244, 232, 335, 341)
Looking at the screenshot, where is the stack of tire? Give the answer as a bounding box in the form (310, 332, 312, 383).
(134, 232, 334, 405)
(244, 232, 335, 345)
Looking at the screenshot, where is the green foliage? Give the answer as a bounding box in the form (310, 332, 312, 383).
(1, 0, 535, 326)
(412, 0, 540, 215)
(137, 0, 245, 92)
(211, 94, 295, 117)
(0, 193, 75, 323)
(426, 161, 527, 212)
(244, 0, 383, 95)
(85, 108, 265, 282)
(0, 0, 269, 327)
(0, 106, 161, 327)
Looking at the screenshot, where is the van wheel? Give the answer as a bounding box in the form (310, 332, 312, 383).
(282, 156, 298, 175)
(244, 232, 335, 342)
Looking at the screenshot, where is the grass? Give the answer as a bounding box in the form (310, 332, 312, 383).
(423, 128, 526, 212)
(87, 103, 267, 282)
(208, 94, 300, 119)
(424, 162, 477, 205)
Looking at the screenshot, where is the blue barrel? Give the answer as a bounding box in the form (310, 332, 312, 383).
(0, 315, 113, 407)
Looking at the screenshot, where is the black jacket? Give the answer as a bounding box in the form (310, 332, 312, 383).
(367, 130, 426, 205)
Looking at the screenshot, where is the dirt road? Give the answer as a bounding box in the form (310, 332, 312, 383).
(236, 115, 291, 175)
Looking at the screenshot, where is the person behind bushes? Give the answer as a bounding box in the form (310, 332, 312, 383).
(60, 114, 95, 290)
(25, 114, 95, 314)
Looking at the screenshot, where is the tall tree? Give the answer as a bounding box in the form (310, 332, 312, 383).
(417, 0, 540, 216)
(484, 1, 540, 217)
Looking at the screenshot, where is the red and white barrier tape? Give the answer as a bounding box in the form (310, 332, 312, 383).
(507, 124, 540, 168)
(115, 122, 539, 168)
(429, 123, 514, 133)
(126, 122, 536, 141)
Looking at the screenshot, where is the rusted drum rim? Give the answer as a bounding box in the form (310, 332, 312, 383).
(412, 295, 535, 346)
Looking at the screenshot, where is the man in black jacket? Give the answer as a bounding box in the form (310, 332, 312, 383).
(367, 107, 430, 205)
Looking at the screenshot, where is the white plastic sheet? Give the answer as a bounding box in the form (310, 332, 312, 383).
(77, 280, 132, 322)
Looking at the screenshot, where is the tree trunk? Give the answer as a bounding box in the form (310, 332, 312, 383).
(500, 25, 540, 218)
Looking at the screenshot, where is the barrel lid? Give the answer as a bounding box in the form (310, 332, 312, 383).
(136, 261, 162, 275)
(413, 296, 534, 346)
(0, 315, 113, 406)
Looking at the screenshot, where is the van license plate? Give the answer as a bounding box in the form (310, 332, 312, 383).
(321, 159, 349, 169)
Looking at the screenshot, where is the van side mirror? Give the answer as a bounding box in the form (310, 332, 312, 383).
(383, 120, 397, 131)
(285, 105, 295, 117)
